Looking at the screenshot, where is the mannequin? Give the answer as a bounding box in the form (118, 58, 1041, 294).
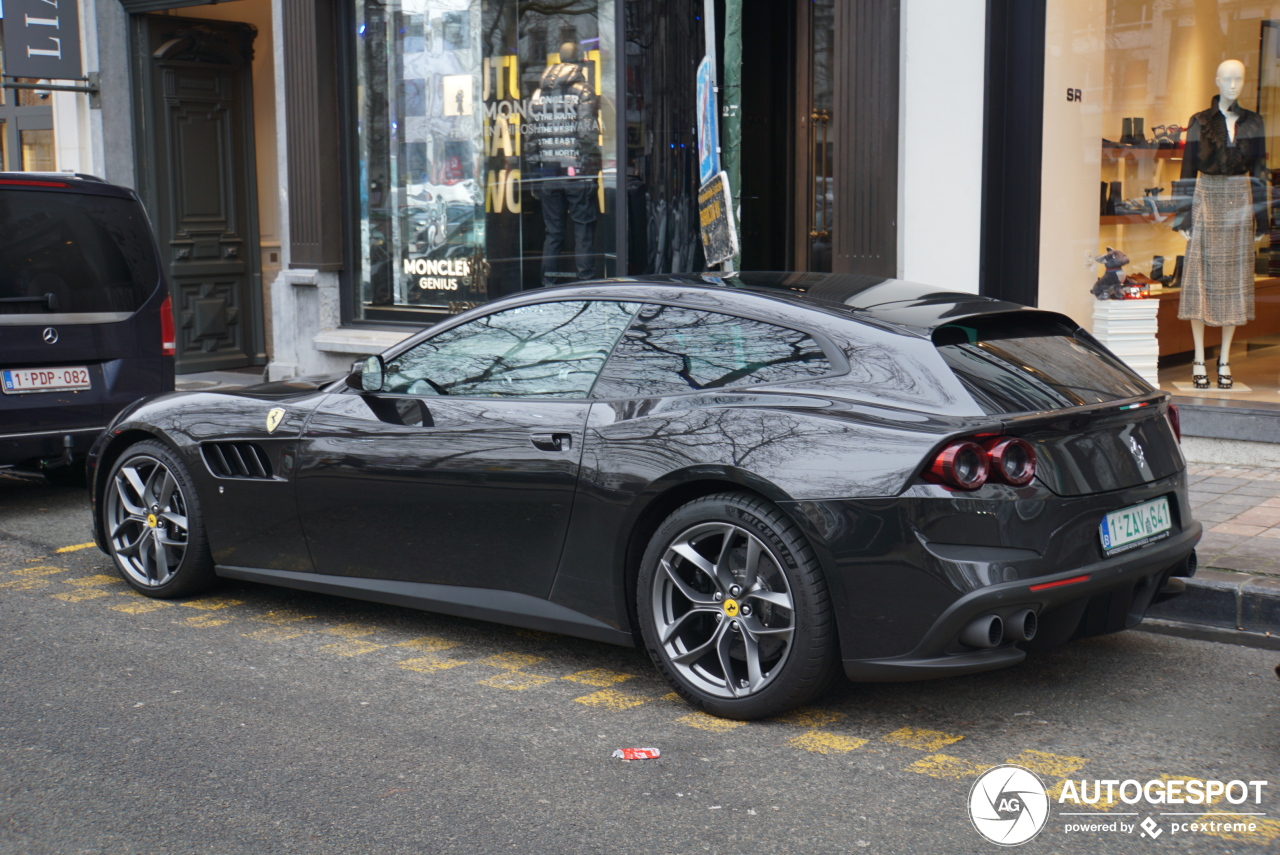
(1174, 59, 1267, 389)
(527, 42, 601, 285)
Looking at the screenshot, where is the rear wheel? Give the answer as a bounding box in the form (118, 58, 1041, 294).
(638, 492, 839, 719)
(104, 440, 215, 597)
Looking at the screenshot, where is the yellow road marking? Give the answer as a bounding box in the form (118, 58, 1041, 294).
(64, 574, 121, 587)
(1196, 815, 1280, 843)
(399, 655, 470, 672)
(907, 754, 989, 779)
(773, 708, 846, 728)
(482, 652, 544, 670)
(180, 597, 242, 611)
(55, 542, 96, 553)
(253, 609, 315, 625)
(242, 627, 311, 642)
(110, 600, 173, 614)
(677, 711, 745, 732)
(182, 614, 233, 628)
(322, 623, 379, 639)
(883, 726, 964, 752)
(52, 589, 110, 603)
(0, 579, 50, 591)
(662, 692, 684, 703)
(319, 639, 386, 657)
(395, 636, 459, 653)
(477, 671, 555, 690)
(1005, 748, 1087, 778)
(789, 730, 868, 755)
(562, 668, 633, 687)
(8, 566, 66, 577)
(573, 688, 650, 711)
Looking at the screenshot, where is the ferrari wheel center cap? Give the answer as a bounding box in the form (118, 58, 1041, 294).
(722, 598, 739, 618)
(146, 513, 158, 529)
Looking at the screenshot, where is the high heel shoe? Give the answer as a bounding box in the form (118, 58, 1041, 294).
(1192, 361, 1209, 389)
(1217, 360, 1233, 390)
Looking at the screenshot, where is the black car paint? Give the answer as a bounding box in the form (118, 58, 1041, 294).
(88, 276, 1199, 681)
(0, 176, 173, 468)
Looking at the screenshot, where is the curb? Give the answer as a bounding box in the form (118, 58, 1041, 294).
(1144, 568, 1280, 649)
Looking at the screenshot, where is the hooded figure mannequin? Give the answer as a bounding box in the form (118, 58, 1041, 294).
(1172, 59, 1268, 390)
(527, 42, 602, 285)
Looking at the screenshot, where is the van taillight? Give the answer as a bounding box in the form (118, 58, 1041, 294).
(160, 295, 176, 356)
(1168, 404, 1181, 443)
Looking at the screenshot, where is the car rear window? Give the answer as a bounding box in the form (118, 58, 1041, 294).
(0, 189, 161, 321)
(933, 314, 1150, 414)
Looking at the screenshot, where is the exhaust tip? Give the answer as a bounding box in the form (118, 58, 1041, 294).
(960, 614, 1003, 649)
(1008, 608, 1038, 642)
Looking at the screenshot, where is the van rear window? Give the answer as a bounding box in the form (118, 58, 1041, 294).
(934, 315, 1150, 414)
(0, 190, 161, 320)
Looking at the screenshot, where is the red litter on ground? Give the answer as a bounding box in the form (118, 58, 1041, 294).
(612, 747, 660, 760)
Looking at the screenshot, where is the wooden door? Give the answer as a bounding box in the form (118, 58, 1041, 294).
(136, 15, 263, 373)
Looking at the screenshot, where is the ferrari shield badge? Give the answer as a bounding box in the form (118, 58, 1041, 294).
(266, 408, 285, 434)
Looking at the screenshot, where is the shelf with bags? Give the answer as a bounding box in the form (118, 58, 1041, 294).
(1101, 147, 1184, 160)
(1100, 213, 1176, 226)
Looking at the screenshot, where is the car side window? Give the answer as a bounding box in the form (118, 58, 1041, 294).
(382, 300, 638, 398)
(592, 304, 833, 398)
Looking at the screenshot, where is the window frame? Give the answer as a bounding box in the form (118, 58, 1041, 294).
(587, 299, 848, 401)
(352, 297, 642, 402)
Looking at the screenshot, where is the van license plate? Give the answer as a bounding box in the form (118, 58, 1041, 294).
(1099, 496, 1172, 556)
(2, 367, 92, 394)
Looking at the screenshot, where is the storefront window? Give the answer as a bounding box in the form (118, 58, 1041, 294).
(1043, 0, 1280, 404)
(354, 0, 618, 323)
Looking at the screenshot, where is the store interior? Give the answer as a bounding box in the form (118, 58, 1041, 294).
(1096, 0, 1280, 403)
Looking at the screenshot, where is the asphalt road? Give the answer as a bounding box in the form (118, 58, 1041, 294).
(2, 473, 1278, 855)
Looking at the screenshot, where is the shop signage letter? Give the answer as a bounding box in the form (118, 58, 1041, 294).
(2, 0, 83, 80)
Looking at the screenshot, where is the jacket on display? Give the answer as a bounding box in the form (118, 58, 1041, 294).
(1173, 94, 1268, 234)
(527, 63, 601, 178)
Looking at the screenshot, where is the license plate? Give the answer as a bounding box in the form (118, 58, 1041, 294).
(1099, 496, 1173, 556)
(2, 367, 92, 395)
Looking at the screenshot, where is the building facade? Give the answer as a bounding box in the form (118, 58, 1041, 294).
(22, 0, 1280, 457)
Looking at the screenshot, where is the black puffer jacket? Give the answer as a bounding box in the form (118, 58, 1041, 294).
(527, 63, 601, 177)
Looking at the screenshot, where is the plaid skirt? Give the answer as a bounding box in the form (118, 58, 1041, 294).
(1178, 174, 1256, 327)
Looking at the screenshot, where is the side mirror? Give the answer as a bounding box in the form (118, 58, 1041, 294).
(345, 355, 385, 392)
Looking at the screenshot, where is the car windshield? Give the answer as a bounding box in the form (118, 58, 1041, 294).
(934, 315, 1150, 413)
(0, 189, 161, 320)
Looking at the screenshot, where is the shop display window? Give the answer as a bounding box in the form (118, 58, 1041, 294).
(353, 0, 618, 323)
(1043, 0, 1280, 402)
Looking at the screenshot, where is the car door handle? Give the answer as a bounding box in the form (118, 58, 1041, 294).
(529, 432, 572, 452)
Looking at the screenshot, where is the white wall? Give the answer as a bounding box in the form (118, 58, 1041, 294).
(898, 0, 986, 293)
(1038, 0, 1106, 331)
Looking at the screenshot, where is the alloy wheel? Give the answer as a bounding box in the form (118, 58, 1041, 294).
(106, 454, 190, 587)
(651, 521, 795, 699)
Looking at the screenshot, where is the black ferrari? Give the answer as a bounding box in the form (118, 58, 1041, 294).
(88, 274, 1200, 719)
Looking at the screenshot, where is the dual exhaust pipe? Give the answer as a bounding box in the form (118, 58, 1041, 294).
(960, 609, 1038, 649)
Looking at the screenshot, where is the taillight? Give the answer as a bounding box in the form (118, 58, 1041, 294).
(983, 437, 1036, 487)
(1168, 404, 1181, 443)
(928, 441, 989, 491)
(159, 295, 176, 356)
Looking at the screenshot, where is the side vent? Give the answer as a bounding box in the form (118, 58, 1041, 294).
(202, 442, 274, 480)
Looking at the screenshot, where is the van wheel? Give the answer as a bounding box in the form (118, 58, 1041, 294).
(637, 492, 839, 720)
(103, 440, 215, 597)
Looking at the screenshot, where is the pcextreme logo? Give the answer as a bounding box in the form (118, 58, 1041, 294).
(968, 765, 1050, 846)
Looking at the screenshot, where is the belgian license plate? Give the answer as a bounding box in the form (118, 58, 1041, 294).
(1, 367, 92, 395)
(1099, 496, 1173, 556)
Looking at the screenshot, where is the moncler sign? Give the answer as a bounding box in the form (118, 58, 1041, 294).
(1, 0, 83, 80)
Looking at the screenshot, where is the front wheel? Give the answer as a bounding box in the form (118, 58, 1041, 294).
(104, 440, 215, 598)
(637, 492, 839, 720)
